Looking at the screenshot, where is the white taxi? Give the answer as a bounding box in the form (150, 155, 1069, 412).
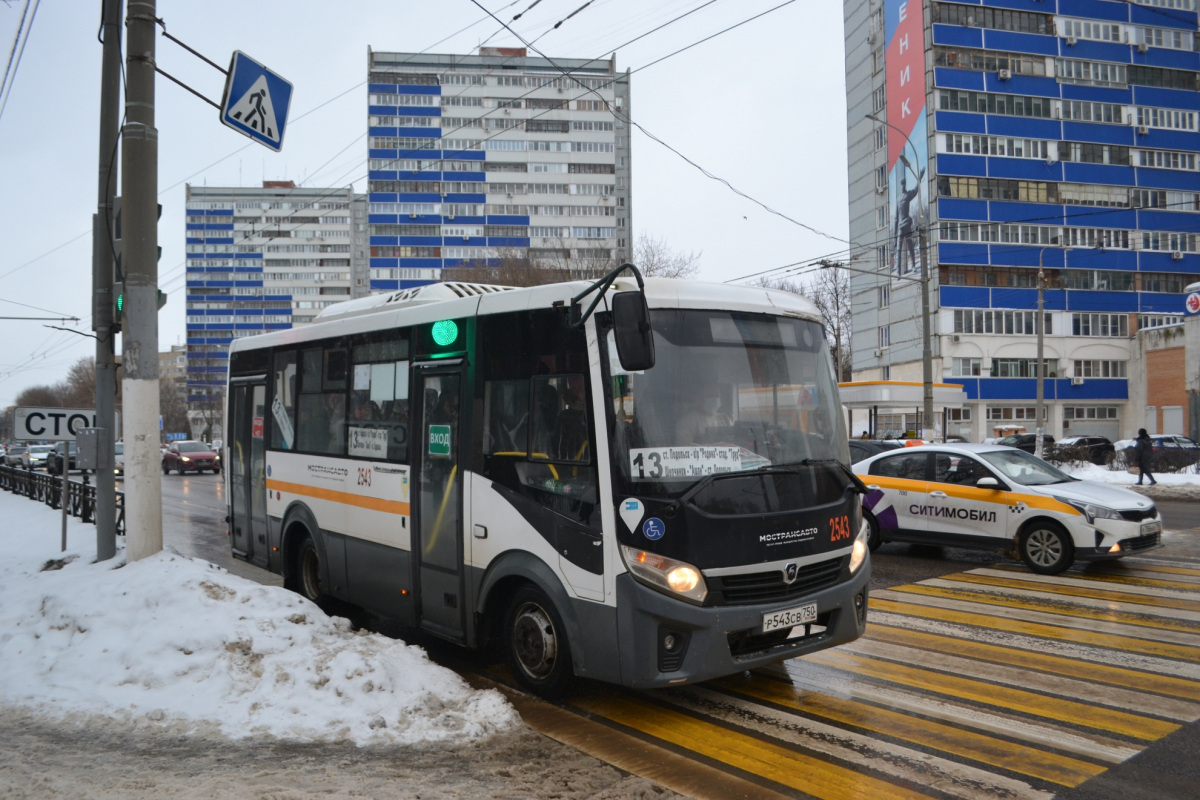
(853, 443, 1162, 574)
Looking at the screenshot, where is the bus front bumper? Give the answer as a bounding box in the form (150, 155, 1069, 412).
(612, 560, 871, 689)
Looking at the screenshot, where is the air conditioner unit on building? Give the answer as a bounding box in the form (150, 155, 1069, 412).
(876, 184, 887, 194)
(874, 348, 884, 358)
(998, 69, 1012, 81)
(951, 334, 961, 343)
(1138, 42, 1149, 53)
(1045, 156, 1056, 166)
(1172, 250, 1184, 260)
(1066, 36, 1077, 45)
(1137, 125, 1150, 135)
(1071, 377, 1084, 385)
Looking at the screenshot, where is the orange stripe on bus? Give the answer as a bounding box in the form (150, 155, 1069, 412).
(266, 479, 411, 515)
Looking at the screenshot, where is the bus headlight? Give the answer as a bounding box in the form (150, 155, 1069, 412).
(620, 545, 707, 604)
(849, 521, 870, 575)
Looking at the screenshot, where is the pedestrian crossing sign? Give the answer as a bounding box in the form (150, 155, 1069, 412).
(220, 51, 293, 152)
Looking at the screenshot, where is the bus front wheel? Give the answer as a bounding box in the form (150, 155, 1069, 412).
(296, 538, 325, 603)
(503, 585, 573, 699)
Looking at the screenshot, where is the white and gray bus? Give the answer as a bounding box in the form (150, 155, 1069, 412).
(225, 268, 870, 696)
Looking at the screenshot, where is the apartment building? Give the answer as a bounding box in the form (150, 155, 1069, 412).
(365, 47, 632, 289)
(844, 0, 1199, 441)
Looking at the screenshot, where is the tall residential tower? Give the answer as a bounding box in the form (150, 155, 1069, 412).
(366, 47, 632, 290)
(184, 182, 369, 439)
(845, 0, 1199, 441)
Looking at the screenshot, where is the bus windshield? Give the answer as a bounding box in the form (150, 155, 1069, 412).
(606, 308, 849, 498)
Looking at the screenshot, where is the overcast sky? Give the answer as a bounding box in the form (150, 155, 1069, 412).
(0, 0, 850, 410)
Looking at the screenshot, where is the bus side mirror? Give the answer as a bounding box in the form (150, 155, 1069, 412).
(612, 291, 655, 371)
(976, 477, 1001, 490)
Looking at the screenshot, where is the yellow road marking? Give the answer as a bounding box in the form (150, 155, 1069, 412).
(991, 565, 1200, 592)
(943, 572, 1200, 614)
(713, 674, 1106, 787)
(266, 478, 411, 515)
(570, 689, 935, 800)
(866, 623, 1200, 702)
(892, 583, 1200, 635)
(805, 648, 1178, 741)
(870, 597, 1200, 662)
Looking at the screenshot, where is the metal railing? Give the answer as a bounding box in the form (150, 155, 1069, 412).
(0, 465, 125, 535)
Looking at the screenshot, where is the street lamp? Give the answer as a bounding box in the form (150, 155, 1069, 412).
(865, 112, 935, 440)
(1035, 245, 1070, 460)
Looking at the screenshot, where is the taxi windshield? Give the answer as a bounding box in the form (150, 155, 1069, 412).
(980, 448, 1075, 486)
(605, 308, 848, 499)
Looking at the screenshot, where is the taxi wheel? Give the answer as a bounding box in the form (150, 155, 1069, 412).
(1019, 521, 1074, 575)
(864, 511, 883, 552)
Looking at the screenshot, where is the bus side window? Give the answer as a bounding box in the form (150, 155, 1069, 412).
(349, 333, 410, 463)
(271, 350, 297, 450)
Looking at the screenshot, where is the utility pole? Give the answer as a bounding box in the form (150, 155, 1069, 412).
(122, 0, 162, 560)
(91, 0, 123, 562)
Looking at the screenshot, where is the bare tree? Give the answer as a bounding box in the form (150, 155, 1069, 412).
(62, 357, 97, 408)
(188, 390, 224, 443)
(16, 384, 65, 407)
(159, 377, 189, 437)
(442, 234, 700, 288)
(634, 233, 700, 279)
(757, 268, 853, 380)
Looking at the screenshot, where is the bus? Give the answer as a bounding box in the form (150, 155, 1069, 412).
(225, 267, 870, 696)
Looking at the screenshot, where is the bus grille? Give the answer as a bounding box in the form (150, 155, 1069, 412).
(709, 557, 845, 606)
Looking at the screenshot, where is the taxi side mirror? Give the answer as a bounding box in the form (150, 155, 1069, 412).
(976, 477, 1001, 490)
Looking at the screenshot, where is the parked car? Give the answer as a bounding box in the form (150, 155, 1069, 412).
(853, 443, 1162, 574)
(848, 439, 901, 464)
(1055, 435, 1115, 466)
(3, 445, 27, 467)
(995, 433, 1055, 455)
(162, 440, 221, 474)
(47, 441, 80, 475)
(1115, 434, 1200, 472)
(114, 441, 124, 477)
(21, 444, 54, 470)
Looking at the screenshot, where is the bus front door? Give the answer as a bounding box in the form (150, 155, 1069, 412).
(413, 366, 467, 641)
(229, 380, 268, 567)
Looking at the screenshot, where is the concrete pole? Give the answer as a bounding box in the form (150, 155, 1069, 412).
(91, 0, 123, 561)
(121, 0, 162, 560)
(1035, 248, 1046, 460)
(919, 225, 934, 441)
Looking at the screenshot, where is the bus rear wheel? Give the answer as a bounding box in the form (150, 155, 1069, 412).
(296, 538, 325, 603)
(503, 585, 573, 699)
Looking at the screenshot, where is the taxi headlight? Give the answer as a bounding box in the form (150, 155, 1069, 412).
(620, 544, 707, 604)
(181, 456, 191, 462)
(849, 521, 870, 575)
(1055, 496, 1121, 524)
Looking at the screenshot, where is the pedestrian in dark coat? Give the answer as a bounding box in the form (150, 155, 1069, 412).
(1133, 428, 1157, 486)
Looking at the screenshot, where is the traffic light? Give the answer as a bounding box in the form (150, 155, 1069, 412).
(111, 199, 163, 332)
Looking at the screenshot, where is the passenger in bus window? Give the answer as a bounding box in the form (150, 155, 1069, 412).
(676, 385, 732, 444)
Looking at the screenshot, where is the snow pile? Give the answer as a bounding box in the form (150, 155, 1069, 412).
(0, 491, 517, 746)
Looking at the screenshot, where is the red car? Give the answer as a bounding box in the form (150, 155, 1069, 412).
(162, 441, 221, 475)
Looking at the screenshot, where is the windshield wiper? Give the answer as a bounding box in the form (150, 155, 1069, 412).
(660, 464, 796, 517)
(798, 458, 869, 495)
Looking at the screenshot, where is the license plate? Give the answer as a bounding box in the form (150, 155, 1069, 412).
(1141, 521, 1162, 536)
(762, 602, 817, 633)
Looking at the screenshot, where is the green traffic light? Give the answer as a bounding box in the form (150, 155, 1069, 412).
(431, 319, 458, 347)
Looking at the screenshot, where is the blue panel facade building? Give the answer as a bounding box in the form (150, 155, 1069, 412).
(845, 0, 1199, 441)
(183, 183, 369, 440)
(366, 47, 632, 291)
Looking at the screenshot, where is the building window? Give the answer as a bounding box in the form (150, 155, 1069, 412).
(951, 358, 982, 376)
(878, 326, 890, 348)
(1071, 313, 1129, 337)
(876, 165, 888, 191)
(874, 126, 886, 151)
(1063, 406, 1119, 420)
(881, 365, 891, 380)
(873, 86, 886, 112)
(876, 206, 889, 229)
(878, 284, 890, 308)
(991, 358, 1058, 378)
(1073, 360, 1127, 378)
